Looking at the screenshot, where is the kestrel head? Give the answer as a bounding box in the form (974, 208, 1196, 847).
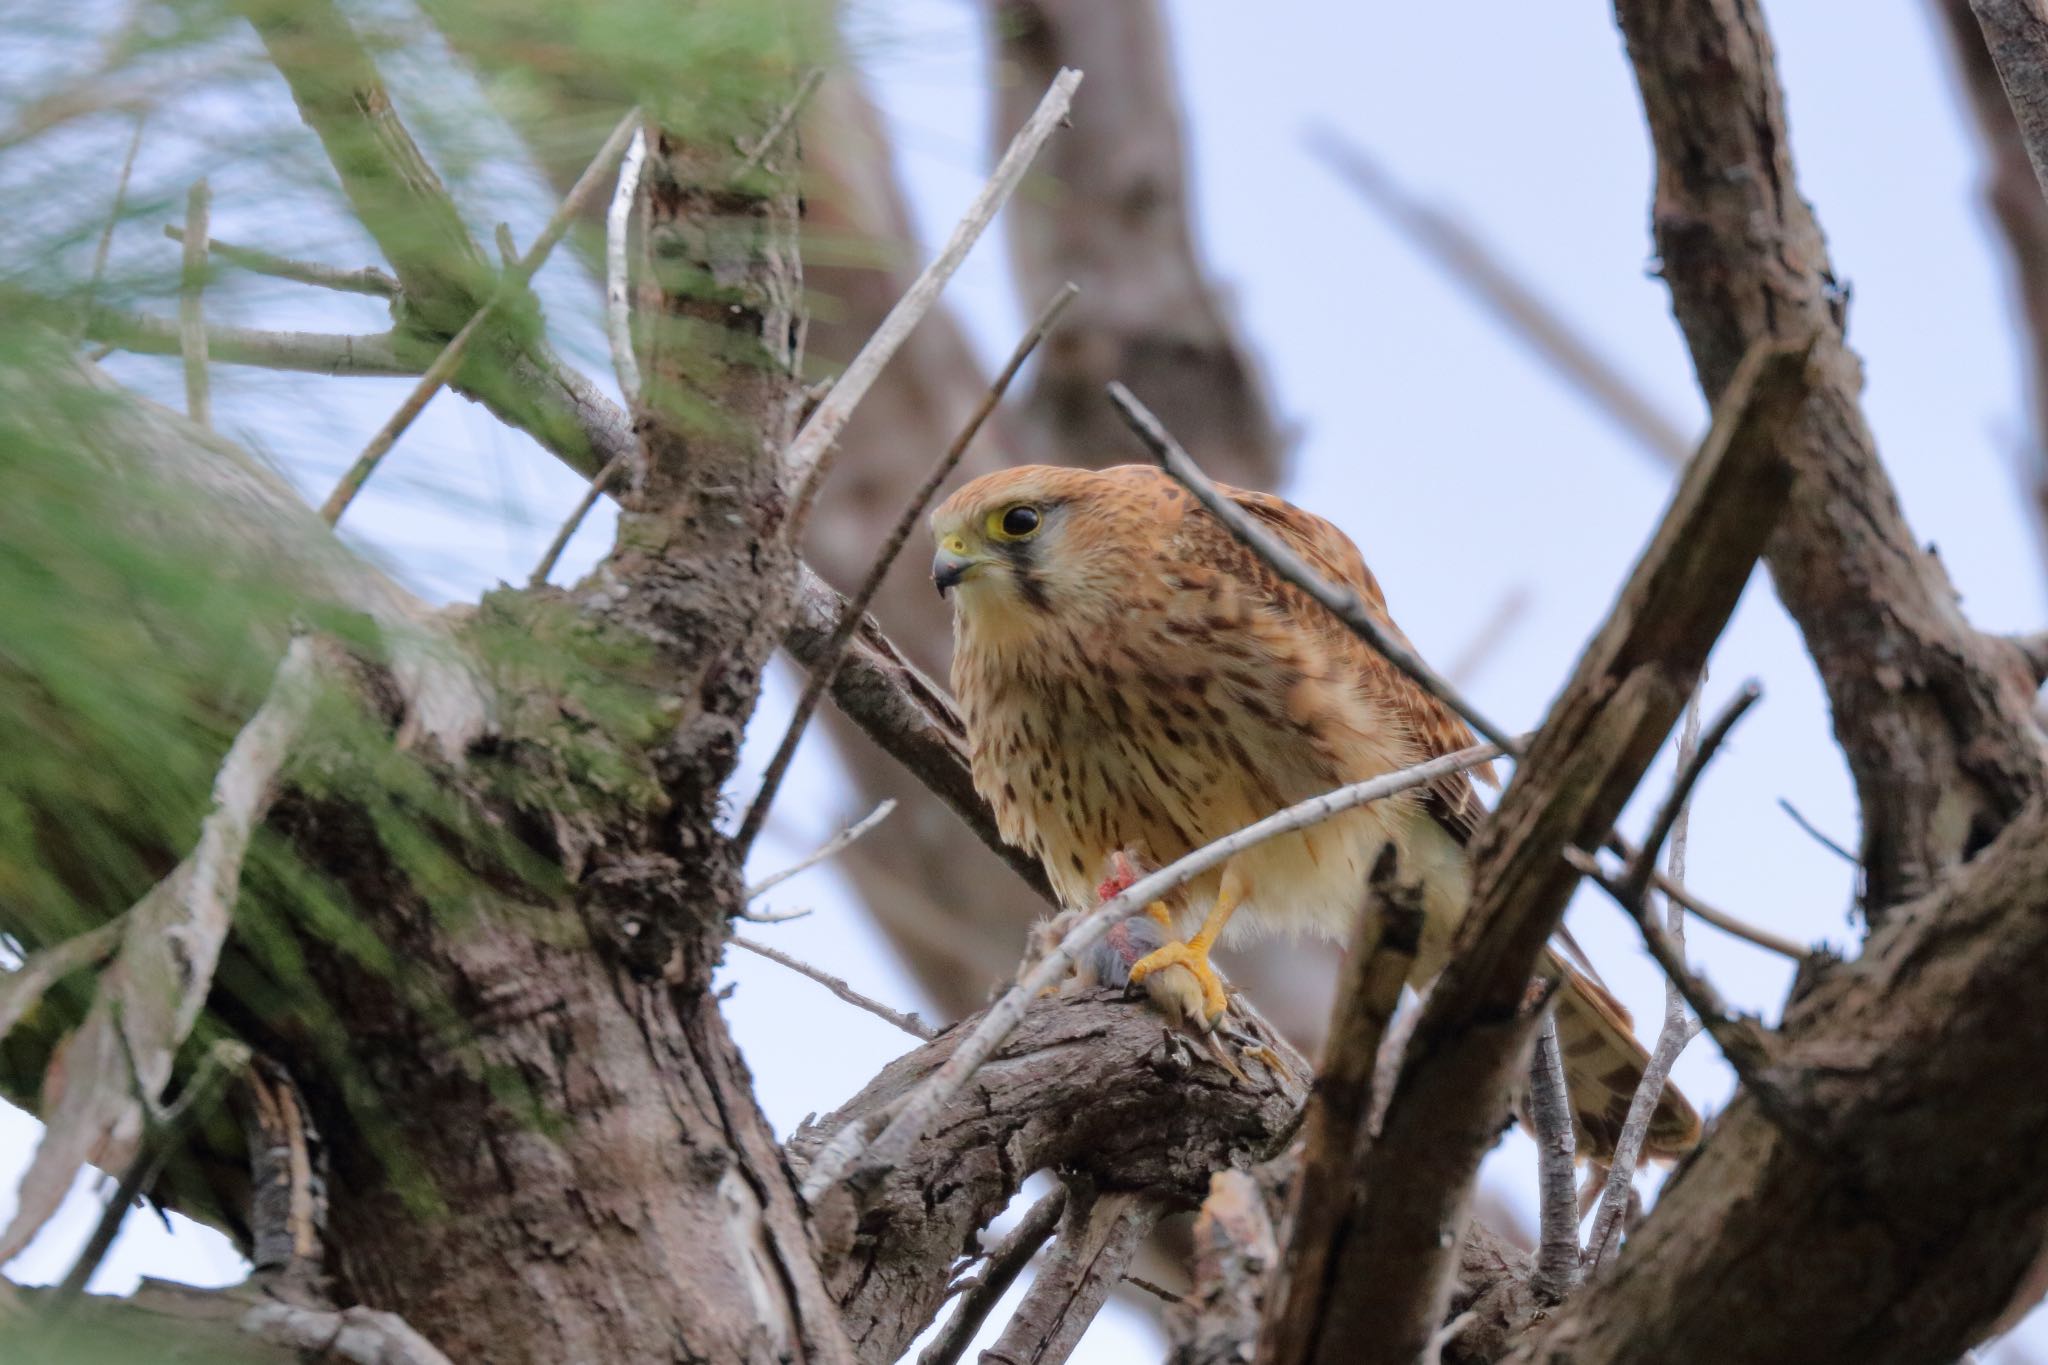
(930, 465, 1155, 628)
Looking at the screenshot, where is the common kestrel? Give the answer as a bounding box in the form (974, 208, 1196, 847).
(932, 463, 1698, 1159)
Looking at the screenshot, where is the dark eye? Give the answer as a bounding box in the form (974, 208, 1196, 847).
(1000, 504, 1040, 537)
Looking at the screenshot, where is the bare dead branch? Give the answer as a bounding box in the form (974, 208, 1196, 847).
(747, 799, 898, 901)
(737, 282, 1079, 855)
(86, 309, 417, 376)
(241, 1302, 457, 1365)
(47, 1039, 249, 1313)
(1617, 681, 1761, 901)
(981, 1186, 1160, 1365)
(1931, 0, 2048, 586)
(161, 226, 400, 298)
(798, 741, 1502, 1204)
(528, 454, 627, 588)
(786, 68, 1082, 533)
(0, 920, 124, 1044)
(1167, 1170, 1280, 1365)
(1527, 1013, 1580, 1302)
(1965, 1, 2048, 212)
(794, 991, 1312, 1364)
(1266, 848, 1424, 1359)
(1261, 335, 1805, 1365)
(78, 114, 147, 336)
(1586, 687, 1709, 1272)
(1306, 126, 1692, 470)
(918, 1187, 1069, 1365)
(737, 67, 824, 177)
(177, 180, 210, 428)
(730, 935, 935, 1042)
(318, 107, 641, 526)
(1111, 381, 1521, 754)
(0, 635, 329, 1267)
(1775, 797, 1860, 867)
(1616, 0, 2048, 917)
(605, 126, 646, 404)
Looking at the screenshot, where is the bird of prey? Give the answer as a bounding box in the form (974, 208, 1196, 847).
(931, 463, 1698, 1159)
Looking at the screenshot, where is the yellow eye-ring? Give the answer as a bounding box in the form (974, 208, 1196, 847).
(987, 503, 1042, 540)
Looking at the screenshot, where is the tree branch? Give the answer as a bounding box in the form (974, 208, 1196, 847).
(798, 742, 1502, 1206)
(1616, 0, 2047, 916)
(980, 1186, 1160, 1365)
(1260, 335, 1806, 1365)
(1526, 1013, 1580, 1302)
(729, 935, 935, 1042)
(162, 225, 400, 298)
(786, 67, 1082, 532)
(918, 1187, 1068, 1365)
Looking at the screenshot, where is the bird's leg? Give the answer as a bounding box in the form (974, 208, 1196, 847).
(1126, 863, 1247, 1029)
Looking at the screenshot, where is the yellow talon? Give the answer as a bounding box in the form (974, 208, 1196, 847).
(1127, 940, 1229, 1030)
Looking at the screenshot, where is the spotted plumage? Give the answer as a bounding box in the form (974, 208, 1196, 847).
(932, 464, 1698, 1160)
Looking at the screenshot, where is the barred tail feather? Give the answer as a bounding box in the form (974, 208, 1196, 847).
(1545, 951, 1701, 1161)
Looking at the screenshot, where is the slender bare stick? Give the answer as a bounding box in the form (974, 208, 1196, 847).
(1598, 831, 1807, 961)
(737, 282, 1080, 854)
(319, 107, 641, 526)
(979, 1189, 1160, 1365)
(1776, 797, 1859, 867)
(178, 180, 211, 428)
(45, 1039, 250, 1313)
(736, 67, 824, 177)
(797, 740, 1504, 1203)
(529, 454, 627, 588)
(785, 68, 1083, 533)
(1586, 686, 1709, 1269)
(746, 798, 898, 901)
(729, 936, 934, 1041)
(919, 1187, 1069, 1365)
(1306, 127, 1691, 470)
(1528, 1010, 1580, 1302)
(1108, 381, 1520, 753)
(0, 919, 125, 1044)
(79, 114, 147, 336)
(1618, 681, 1761, 901)
(605, 126, 646, 403)
(162, 225, 398, 298)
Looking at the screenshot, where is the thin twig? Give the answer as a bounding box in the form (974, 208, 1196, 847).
(736, 282, 1080, 855)
(1306, 126, 1691, 470)
(162, 226, 399, 298)
(1618, 681, 1761, 901)
(44, 1039, 249, 1313)
(78, 114, 147, 338)
(319, 107, 641, 526)
(605, 125, 646, 403)
(0, 919, 125, 1045)
(1567, 848, 1774, 1090)
(798, 740, 1503, 1203)
(746, 799, 898, 900)
(1587, 686, 1710, 1269)
(1601, 831, 1809, 961)
(1107, 381, 1520, 753)
(1776, 797, 1859, 867)
(730, 936, 935, 1041)
(529, 454, 628, 588)
(736, 67, 824, 177)
(919, 1187, 1069, 1365)
(1528, 1010, 1580, 1302)
(786, 68, 1082, 534)
(178, 180, 211, 428)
